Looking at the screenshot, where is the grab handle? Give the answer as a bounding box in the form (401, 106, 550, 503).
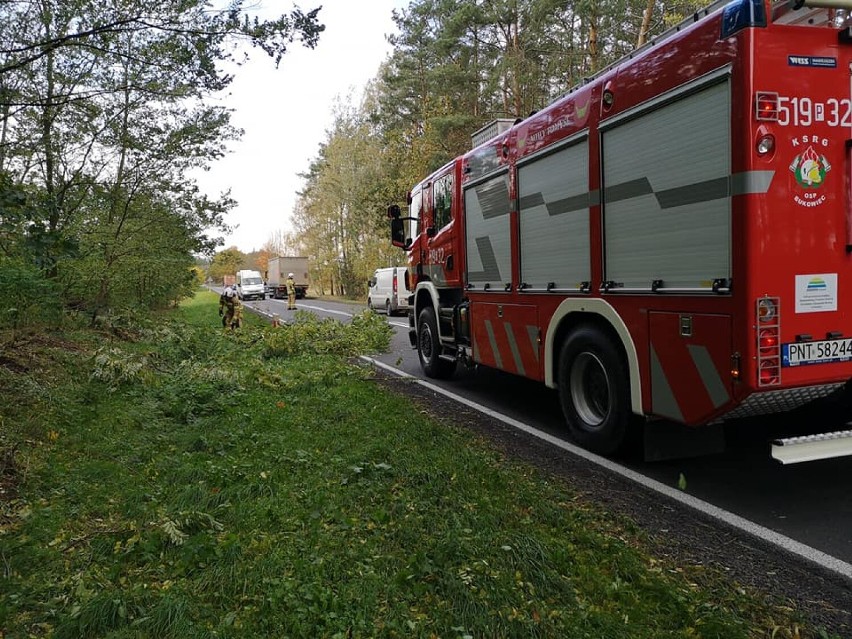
(846, 140, 852, 253)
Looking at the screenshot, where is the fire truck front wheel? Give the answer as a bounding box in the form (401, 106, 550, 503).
(558, 326, 632, 456)
(417, 306, 456, 379)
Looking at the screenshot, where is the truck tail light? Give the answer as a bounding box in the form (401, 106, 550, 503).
(757, 297, 777, 322)
(393, 271, 398, 293)
(755, 92, 779, 121)
(759, 359, 780, 386)
(759, 329, 778, 353)
(756, 297, 781, 387)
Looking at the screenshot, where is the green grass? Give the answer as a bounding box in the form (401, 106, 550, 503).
(0, 292, 831, 638)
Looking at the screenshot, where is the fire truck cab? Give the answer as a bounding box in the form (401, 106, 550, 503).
(390, 0, 852, 463)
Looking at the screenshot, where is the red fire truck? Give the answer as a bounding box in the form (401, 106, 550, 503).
(389, 0, 852, 463)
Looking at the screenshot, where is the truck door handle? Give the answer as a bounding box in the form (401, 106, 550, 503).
(846, 139, 852, 253)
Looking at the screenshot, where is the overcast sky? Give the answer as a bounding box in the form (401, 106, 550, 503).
(196, 0, 405, 253)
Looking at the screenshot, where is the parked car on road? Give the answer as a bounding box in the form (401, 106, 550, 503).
(368, 267, 410, 316)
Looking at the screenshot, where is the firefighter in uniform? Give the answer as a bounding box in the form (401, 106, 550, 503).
(218, 285, 242, 330)
(285, 273, 297, 310)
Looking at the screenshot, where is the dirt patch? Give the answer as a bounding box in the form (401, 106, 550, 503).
(0, 331, 88, 373)
(0, 354, 28, 373)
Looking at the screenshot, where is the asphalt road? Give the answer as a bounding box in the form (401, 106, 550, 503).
(243, 293, 852, 578)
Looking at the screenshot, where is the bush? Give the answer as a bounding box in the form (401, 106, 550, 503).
(261, 310, 392, 358)
(0, 259, 62, 330)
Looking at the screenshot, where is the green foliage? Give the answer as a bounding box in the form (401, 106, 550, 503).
(0, 293, 838, 639)
(90, 347, 153, 386)
(0, 174, 31, 253)
(190, 266, 205, 287)
(208, 247, 246, 284)
(263, 309, 392, 358)
(233, 7, 325, 65)
(0, 174, 78, 269)
(0, 259, 62, 330)
(53, 185, 227, 318)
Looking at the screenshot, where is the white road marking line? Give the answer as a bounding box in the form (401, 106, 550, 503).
(361, 355, 852, 582)
(296, 303, 356, 318)
(264, 301, 407, 326)
(246, 299, 407, 328)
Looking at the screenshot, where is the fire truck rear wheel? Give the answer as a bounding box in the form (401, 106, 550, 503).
(558, 326, 632, 456)
(418, 306, 456, 379)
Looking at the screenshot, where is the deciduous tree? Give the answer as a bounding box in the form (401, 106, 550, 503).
(0, 0, 324, 319)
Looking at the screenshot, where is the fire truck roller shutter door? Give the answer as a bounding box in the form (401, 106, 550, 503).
(518, 135, 591, 292)
(464, 172, 512, 291)
(601, 74, 731, 292)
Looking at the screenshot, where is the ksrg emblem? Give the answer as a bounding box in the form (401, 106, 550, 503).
(789, 136, 831, 208)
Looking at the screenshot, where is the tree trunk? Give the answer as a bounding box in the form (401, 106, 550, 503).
(512, 14, 522, 118)
(637, 0, 655, 47)
(588, 19, 599, 73)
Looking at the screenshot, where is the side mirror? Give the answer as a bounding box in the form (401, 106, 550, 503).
(387, 204, 401, 219)
(391, 217, 408, 248)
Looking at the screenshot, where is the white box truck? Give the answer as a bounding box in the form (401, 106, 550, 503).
(235, 269, 265, 301)
(267, 256, 309, 299)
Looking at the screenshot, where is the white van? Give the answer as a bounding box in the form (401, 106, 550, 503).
(236, 269, 266, 301)
(368, 267, 411, 316)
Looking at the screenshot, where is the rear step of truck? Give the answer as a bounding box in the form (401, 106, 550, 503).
(771, 429, 852, 464)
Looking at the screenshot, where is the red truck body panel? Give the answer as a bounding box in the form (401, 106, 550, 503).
(400, 0, 852, 434)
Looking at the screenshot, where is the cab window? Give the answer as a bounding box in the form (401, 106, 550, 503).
(432, 174, 453, 231)
(409, 188, 422, 239)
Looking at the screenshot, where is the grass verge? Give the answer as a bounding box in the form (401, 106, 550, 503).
(0, 291, 833, 638)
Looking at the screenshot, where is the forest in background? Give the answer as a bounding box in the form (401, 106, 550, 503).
(0, 0, 706, 325)
(252, 0, 707, 297)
